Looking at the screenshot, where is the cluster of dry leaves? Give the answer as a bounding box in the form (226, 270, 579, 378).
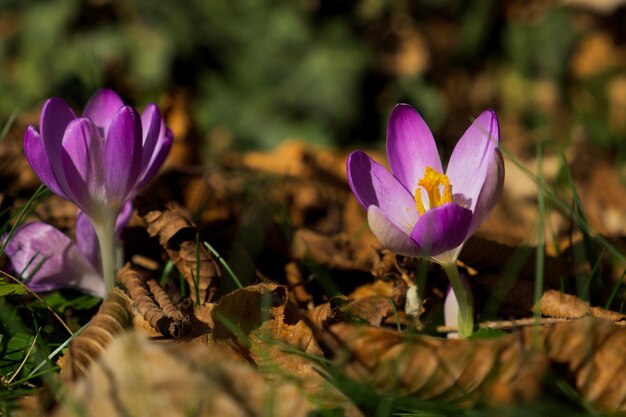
(2, 113, 626, 416)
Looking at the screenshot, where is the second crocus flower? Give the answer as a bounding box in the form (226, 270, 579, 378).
(346, 104, 504, 337)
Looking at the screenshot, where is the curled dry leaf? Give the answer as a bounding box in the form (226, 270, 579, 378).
(60, 288, 133, 382)
(50, 331, 314, 417)
(143, 204, 220, 304)
(117, 264, 188, 338)
(537, 289, 626, 323)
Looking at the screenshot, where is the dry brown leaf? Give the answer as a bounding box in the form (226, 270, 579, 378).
(292, 228, 378, 271)
(337, 296, 397, 327)
(117, 264, 189, 337)
(537, 289, 626, 323)
(143, 204, 220, 304)
(284, 261, 313, 305)
(327, 322, 547, 407)
(50, 331, 315, 417)
(543, 317, 626, 411)
(60, 288, 133, 382)
(328, 317, 626, 412)
(211, 283, 358, 412)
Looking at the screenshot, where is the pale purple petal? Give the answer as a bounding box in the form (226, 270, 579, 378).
(24, 126, 67, 199)
(104, 106, 143, 206)
(446, 110, 500, 213)
(444, 286, 459, 336)
(136, 126, 173, 191)
(410, 203, 472, 257)
(367, 206, 423, 257)
(75, 211, 100, 273)
(347, 151, 419, 235)
(76, 201, 133, 273)
(466, 149, 504, 237)
(4, 222, 104, 297)
(83, 88, 124, 138)
(140, 103, 162, 173)
(40, 98, 76, 197)
(116, 201, 133, 233)
(387, 104, 443, 193)
(60, 118, 106, 211)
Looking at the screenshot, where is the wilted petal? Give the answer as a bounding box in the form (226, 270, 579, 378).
(60, 118, 105, 210)
(410, 203, 472, 257)
(105, 106, 142, 206)
(347, 151, 419, 235)
(83, 88, 124, 138)
(40, 98, 76, 196)
(24, 126, 67, 198)
(140, 103, 162, 173)
(466, 149, 504, 237)
(446, 110, 499, 212)
(136, 126, 173, 190)
(3, 222, 104, 297)
(367, 206, 423, 257)
(387, 104, 443, 192)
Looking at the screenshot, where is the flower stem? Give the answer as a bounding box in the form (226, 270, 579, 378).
(441, 262, 474, 338)
(94, 216, 117, 296)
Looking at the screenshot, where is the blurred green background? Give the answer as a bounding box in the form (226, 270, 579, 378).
(1, 0, 626, 159)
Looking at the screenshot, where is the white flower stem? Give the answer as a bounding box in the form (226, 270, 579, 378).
(94, 216, 117, 296)
(441, 262, 474, 338)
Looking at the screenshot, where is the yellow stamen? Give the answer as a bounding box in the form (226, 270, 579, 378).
(414, 167, 452, 215)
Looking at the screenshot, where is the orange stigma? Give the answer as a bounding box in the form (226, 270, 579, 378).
(414, 167, 452, 215)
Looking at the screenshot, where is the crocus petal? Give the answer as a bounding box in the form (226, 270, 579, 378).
(136, 126, 173, 191)
(75, 201, 133, 272)
(347, 150, 419, 235)
(3, 222, 104, 297)
(410, 202, 472, 257)
(24, 126, 67, 198)
(75, 210, 100, 273)
(116, 200, 133, 233)
(40, 98, 76, 197)
(367, 206, 423, 257)
(140, 103, 162, 173)
(387, 104, 443, 192)
(444, 286, 459, 336)
(83, 88, 124, 138)
(105, 106, 143, 206)
(60, 118, 105, 211)
(446, 110, 499, 213)
(466, 148, 504, 237)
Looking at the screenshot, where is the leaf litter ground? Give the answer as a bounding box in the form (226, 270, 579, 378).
(3, 118, 626, 416)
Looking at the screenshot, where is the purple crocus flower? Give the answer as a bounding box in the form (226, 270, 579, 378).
(346, 104, 504, 337)
(347, 104, 503, 264)
(23, 89, 173, 294)
(3, 204, 132, 298)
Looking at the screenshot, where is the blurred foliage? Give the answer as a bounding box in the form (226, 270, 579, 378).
(1, 0, 626, 157)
